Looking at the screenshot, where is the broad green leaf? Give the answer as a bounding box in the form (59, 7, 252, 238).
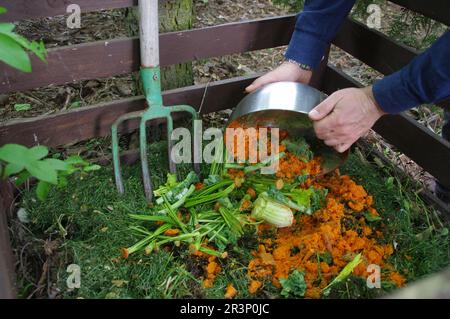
(28, 145, 49, 160)
(43, 158, 71, 171)
(36, 181, 50, 201)
(4, 162, 24, 178)
(0, 7, 7, 14)
(322, 253, 362, 296)
(65, 155, 87, 166)
(15, 170, 31, 186)
(0, 34, 31, 72)
(83, 164, 101, 172)
(14, 103, 31, 111)
(0, 23, 15, 33)
(290, 188, 312, 209)
(0, 144, 29, 165)
(26, 160, 58, 185)
(0, 29, 47, 62)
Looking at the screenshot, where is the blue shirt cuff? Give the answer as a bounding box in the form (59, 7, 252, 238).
(284, 29, 328, 70)
(372, 71, 422, 114)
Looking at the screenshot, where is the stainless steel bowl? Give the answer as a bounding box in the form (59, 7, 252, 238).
(227, 82, 348, 174)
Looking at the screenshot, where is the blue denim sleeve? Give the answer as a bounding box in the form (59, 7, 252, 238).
(284, 0, 356, 69)
(373, 31, 450, 114)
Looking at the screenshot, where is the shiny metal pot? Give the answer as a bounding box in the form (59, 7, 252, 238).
(227, 82, 348, 174)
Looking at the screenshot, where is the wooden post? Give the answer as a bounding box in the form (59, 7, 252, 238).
(126, 0, 194, 90)
(0, 181, 16, 299)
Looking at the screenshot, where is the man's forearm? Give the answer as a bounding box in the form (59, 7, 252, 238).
(373, 31, 450, 114)
(285, 0, 356, 69)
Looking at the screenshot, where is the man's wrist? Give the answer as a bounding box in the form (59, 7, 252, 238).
(364, 86, 386, 117)
(284, 58, 313, 72)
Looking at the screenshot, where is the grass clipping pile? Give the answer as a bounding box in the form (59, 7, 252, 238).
(119, 128, 405, 299)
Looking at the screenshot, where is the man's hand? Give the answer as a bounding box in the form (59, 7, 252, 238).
(308, 86, 386, 153)
(245, 61, 313, 93)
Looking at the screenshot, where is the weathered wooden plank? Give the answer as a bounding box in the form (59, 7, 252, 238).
(333, 18, 450, 110)
(389, 0, 450, 26)
(0, 74, 259, 147)
(333, 18, 418, 75)
(0, 15, 295, 94)
(322, 65, 450, 189)
(0, 0, 137, 22)
(0, 181, 16, 299)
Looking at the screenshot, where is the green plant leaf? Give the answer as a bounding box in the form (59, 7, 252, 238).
(14, 103, 31, 111)
(26, 160, 58, 185)
(0, 34, 31, 72)
(364, 212, 382, 222)
(58, 175, 68, 188)
(322, 253, 362, 296)
(4, 163, 24, 178)
(15, 170, 31, 186)
(83, 164, 101, 172)
(0, 7, 7, 14)
(69, 101, 82, 109)
(36, 181, 50, 201)
(28, 145, 49, 160)
(279, 270, 307, 298)
(43, 158, 71, 171)
(0, 23, 15, 33)
(65, 155, 88, 166)
(0, 28, 47, 62)
(0, 144, 29, 165)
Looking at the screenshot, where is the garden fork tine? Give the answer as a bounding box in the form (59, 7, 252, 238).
(111, 0, 199, 202)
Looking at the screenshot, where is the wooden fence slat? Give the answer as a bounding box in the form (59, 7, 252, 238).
(1, 0, 137, 22)
(333, 19, 450, 110)
(389, 0, 450, 26)
(0, 15, 295, 94)
(322, 65, 450, 189)
(0, 182, 16, 299)
(333, 18, 418, 75)
(0, 74, 259, 148)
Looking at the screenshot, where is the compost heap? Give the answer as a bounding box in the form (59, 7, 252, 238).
(122, 127, 405, 298)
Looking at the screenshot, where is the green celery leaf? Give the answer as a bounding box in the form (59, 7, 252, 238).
(322, 253, 362, 296)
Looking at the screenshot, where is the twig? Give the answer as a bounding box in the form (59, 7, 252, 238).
(198, 80, 211, 116)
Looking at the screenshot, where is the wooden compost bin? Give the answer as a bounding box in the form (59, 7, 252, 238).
(1, 0, 449, 299)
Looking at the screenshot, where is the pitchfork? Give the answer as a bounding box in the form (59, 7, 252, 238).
(111, 0, 198, 202)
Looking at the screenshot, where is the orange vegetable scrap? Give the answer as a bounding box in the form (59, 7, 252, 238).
(248, 280, 263, 294)
(389, 272, 406, 287)
(164, 229, 180, 236)
(204, 255, 222, 288)
(224, 283, 238, 299)
(247, 169, 405, 297)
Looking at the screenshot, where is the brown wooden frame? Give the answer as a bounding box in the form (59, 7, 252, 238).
(1, 0, 449, 298)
